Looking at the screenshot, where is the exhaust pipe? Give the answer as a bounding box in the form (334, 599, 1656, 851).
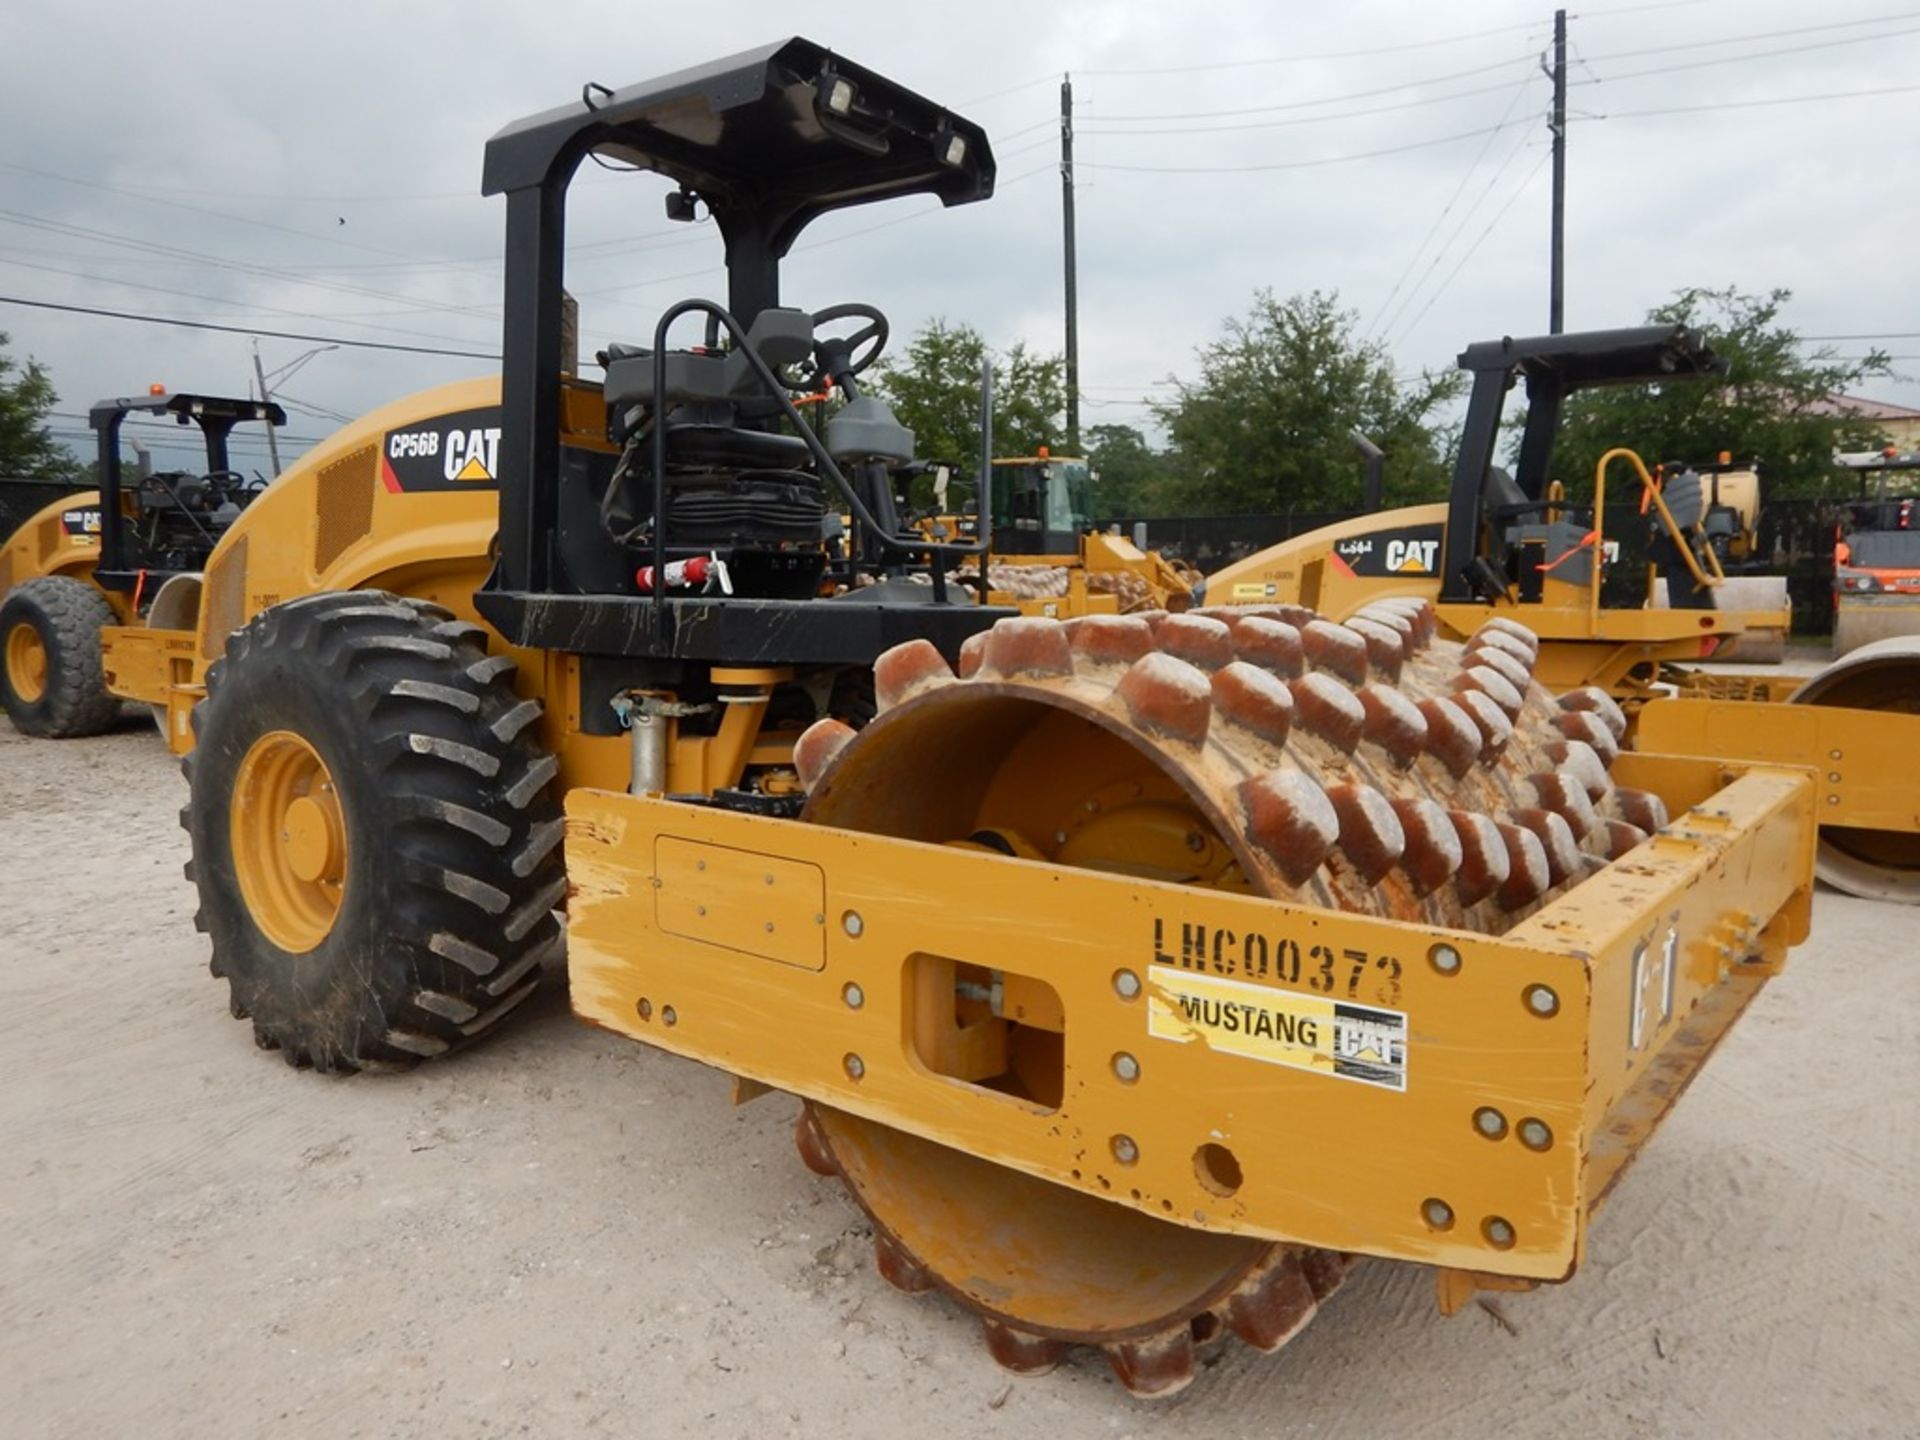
(1352, 430, 1384, 511)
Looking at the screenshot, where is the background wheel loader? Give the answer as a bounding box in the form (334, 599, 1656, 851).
(1202, 328, 1920, 904)
(49, 39, 1829, 1398)
(0, 389, 283, 737)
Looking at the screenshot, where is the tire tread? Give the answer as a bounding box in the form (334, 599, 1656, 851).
(181, 589, 565, 1073)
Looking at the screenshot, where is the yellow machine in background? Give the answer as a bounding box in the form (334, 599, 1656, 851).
(1205, 448, 1786, 698)
(1202, 330, 1919, 904)
(1646, 455, 1787, 662)
(1, 46, 1856, 1399)
(0, 390, 283, 737)
(98, 379, 544, 752)
(921, 450, 1198, 616)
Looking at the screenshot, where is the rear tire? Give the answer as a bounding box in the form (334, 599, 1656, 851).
(0, 575, 120, 737)
(182, 591, 566, 1072)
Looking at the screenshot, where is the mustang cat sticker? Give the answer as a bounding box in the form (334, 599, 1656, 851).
(1148, 964, 1408, 1091)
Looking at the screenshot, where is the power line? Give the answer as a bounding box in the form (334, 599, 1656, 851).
(0, 206, 499, 326)
(0, 160, 422, 262)
(1391, 150, 1554, 344)
(0, 255, 493, 350)
(280, 224, 714, 274)
(1577, 9, 1920, 65)
(993, 115, 1060, 144)
(1081, 117, 1534, 174)
(0, 204, 680, 335)
(1078, 74, 1538, 138)
(991, 134, 1060, 162)
(1572, 0, 1727, 16)
(1081, 50, 1534, 125)
(1070, 15, 1896, 145)
(1075, 18, 1543, 75)
(577, 156, 1058, 298)
(1379, 130, 1542, 345)
(1363, 77, 1538, 340)
(0, 164, 1071, 361)
(1572, 21, 1920, 88)
(0, 162, 663, 208)
(46, 426, 318, 452)
(1581, 80, 1920, 121)
(274, 392, 357, 424)
(0, 295, 500, 360)
(956, 73, 1058, 109)
(0, 220, 720, 279)
(46, 415, 332, 447)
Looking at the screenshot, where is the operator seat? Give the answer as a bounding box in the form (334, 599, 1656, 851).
(1652, 467, 1715, 609)
(602, 307, 819, 469)
(601, 307, 834, 557)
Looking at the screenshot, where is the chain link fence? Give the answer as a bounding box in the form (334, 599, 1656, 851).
(0, 476, 91, 541)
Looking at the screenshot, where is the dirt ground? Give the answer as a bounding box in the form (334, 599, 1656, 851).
(3, 719, 1916, 1440)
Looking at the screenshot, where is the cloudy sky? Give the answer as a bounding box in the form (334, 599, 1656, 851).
(2, 0, 1915, 474)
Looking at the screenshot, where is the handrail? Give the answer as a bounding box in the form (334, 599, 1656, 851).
(1590, 446, 1724, 628)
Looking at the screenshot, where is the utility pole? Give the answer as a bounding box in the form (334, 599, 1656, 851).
(1547, 8, 1567, 334)
(249, 341, 335, 477)
(250, 342, 282, 477)
(1060, 73, 1080, 454)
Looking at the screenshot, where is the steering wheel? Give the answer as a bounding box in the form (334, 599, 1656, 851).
(779, 302, 889, 390)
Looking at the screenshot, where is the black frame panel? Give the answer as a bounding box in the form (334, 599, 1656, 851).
(480, 37, 995, 635)
(1437, 326, 1724, 601)
(86, 391, 285, 594)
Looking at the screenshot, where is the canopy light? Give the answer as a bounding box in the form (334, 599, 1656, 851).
(821, 76, 856, 116)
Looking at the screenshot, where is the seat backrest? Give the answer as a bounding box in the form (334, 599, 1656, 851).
(1662, 468, 1706, 530)
(603, 307, 817, 414)
(1482, 464, 1532, 515)
(720, 309, 814, 394)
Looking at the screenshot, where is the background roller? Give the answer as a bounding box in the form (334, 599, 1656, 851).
(789, 598, 1659, 1395)
(1789, 634, 1920, 902)
(1652, 574, 1789, 663)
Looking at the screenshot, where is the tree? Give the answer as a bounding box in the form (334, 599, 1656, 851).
(1150, 289, 1462, 515)
(0, 333, 75, 480)
(1083, 423, 1173, 517)
(868, 319, 1067, 471)
(1546, 287, 1895, 499)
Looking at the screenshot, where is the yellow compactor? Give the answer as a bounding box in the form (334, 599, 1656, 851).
(0, 42, 1841, 1397)
(1203, 330, 1920, 906)
(0, 390, 282, 737)
(912, 450, 1198, 617)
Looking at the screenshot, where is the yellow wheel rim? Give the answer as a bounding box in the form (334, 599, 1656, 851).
(5, 621, 47, 704)
(230, 729, 347, 953)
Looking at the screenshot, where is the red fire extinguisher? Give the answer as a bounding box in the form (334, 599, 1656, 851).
(635, 553, 733, 595)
